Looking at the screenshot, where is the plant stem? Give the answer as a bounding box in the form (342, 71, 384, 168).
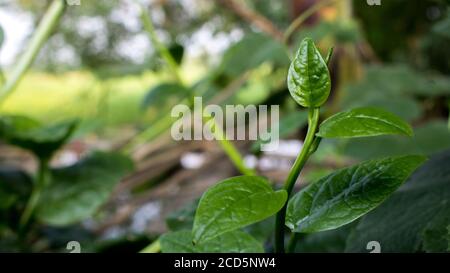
(140, 239, 161, 253)
(138, 3, 184, 84)
(274, 107, 320, 253)
(283, 0, 336, 44)
(0, 0, 65, 104)
(287, 232, 300, 253)
(135, 3, 252, 176)
(19, 158, 50, 233)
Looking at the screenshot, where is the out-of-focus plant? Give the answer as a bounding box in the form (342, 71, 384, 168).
(0, 115, 133, 249)
(0, 1, 135, 251)
(0, 0, 65, 104)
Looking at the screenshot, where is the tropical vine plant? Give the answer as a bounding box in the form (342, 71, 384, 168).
(156, 37, 427, 253)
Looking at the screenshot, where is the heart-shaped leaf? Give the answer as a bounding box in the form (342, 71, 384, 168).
(36, 151, 133, 226)
(0, 116, 77, 159)
(193, 176, 287, 243)
(287, 37, 331, 107)
(286, 155, 426, 233)
(317, 107, 413, 138)
(160, 230, 263, 253)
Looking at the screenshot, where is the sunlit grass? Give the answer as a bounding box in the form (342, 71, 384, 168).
(0, 61, 207, 131)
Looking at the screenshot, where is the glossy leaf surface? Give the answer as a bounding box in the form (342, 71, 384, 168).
(286, 155, 426, 233)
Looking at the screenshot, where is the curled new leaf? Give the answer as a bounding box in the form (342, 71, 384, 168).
(287, 37, 331, 107)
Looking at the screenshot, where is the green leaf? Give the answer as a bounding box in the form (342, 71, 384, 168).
(0, 167, 32, 210)
(287, 37, 331, 107)
(36, 151, 133, 226)
(220, 33, 289, 77)
(0, 116, 77, 159)
(286, 155, 426, 233)
(421, 211, 450, 253)
(160, 230, 263, 253)
(432, 10, 450, 39)
(345, 149, 450, 252)
(317, 107, 413, 138)
(344, 97, 422, 122)
(141, 82, 190, 111)
(193, 176, 287, 243)
(342, 65, 450, 102)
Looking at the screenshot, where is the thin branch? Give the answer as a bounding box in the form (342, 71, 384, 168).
(218, 0, 284, 41)
(283, 0, 337, 44)
(0, 0, 65, 104)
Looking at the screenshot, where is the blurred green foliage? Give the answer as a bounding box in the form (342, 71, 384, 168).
(0, 0, 448, 252)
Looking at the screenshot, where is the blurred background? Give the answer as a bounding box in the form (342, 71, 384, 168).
(0, 0, 449, 253)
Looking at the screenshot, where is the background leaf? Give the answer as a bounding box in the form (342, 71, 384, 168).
(141, 82, 190, 111)
(219, 32, 289, 78)
(421, 211, 450, 253)
(286, 155, 426, 233)
(168, 43, 184, 65)
(317, 107, 413, 138)
(0, 116, 77, 159)
(160, 230, 263, 253)
(0, 166, 32, 234)
(193, 176, 287, 243)
(287, 37, 331, 107)
(342, 120, 450, 160)
(345, 149, 450, 253)
(36, 151, 133, 226)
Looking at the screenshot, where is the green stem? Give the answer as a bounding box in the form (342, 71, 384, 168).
(19, 158, 50, 233)
(122, 110, 175, 153)
(205, 116, 255, 176)
(274, 107, 320, 253)
(287, 232, 301, 253)
(138, 3, 184, 84)
(0, 0, 65, 104)
(283, 0, 336, 44)
(134, 3, 251, 176)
